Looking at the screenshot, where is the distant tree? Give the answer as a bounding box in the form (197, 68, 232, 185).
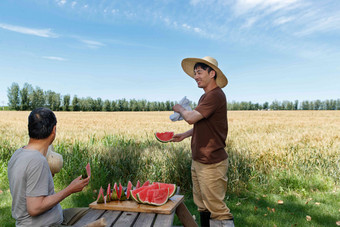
(53, 93, 61, 111)
(301, 100, 310, 110)
(20, 83, 33, 110)
(31, 87, 45, 109)
(103, 99, 111, 111)
(130, 99, 138, 111)
(263, 102, 269, 110)
(63, 95, 71, 111)
(72, 96, 80, 111)
(111, 100, 117, 111)
(95, 98, 103, 111)
(336, 99, 340, 110)
(45, 90, 56, 110)
(294, 100, 299, 110)
(7, 82, 20, 110)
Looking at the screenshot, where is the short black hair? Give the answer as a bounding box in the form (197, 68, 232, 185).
(28, 107, 57, 139)
(194, 62, 217, 80)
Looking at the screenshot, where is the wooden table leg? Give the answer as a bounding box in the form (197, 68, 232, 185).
(175, 202, 198, 227)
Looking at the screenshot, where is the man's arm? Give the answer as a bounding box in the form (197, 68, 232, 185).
(171, 128, 193, 142)
(27, 176, 90, 216)
(172, 104, 204, 125)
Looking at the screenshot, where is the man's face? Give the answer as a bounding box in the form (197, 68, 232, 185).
(193, 66, 215, 88)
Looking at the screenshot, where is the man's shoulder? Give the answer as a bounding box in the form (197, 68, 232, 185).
(9, 148, 45, 169)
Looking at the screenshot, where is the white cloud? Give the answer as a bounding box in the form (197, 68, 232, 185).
(294, 15, 340, 37)
(233, 0, 300, 15)
(241, 17, 258, 28)
(0, 23, 58, 38)
(71, 1, 77, 8)
(43, 56, 67, 61)
(273, 16, 294, 25)
(81, 39, 105, 49)
(56, 0, 67, 6)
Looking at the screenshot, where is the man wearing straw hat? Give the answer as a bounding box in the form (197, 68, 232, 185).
(172, 56, 234, 227)
(8, 107, 91, 226)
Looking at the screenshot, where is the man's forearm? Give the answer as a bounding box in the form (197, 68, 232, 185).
(175, 105, 203, 124)
(183, 128, 193, 138)
(27, 186, 72, 216)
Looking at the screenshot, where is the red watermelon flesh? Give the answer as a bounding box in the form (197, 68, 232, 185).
(118, 183, 123, 200)
(153, 182, 177, 198)
(142, 180, 150, 187)
(155, 132, 174, 143)
(114, 183, 120, 199)
(86, 163, 91, 178)
(146, 188, 169, 206)
(106, 183, 111, 202)
(126, 181, 133, 200)
(159, 183, 177, 198)
(131, 184, 160, 203)
(136, 180, 140, 189)
(97, 187, 105, 204)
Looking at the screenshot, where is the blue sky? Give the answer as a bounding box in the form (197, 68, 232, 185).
(1, 0, 339, 106)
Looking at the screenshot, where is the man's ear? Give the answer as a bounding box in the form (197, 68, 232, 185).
(209, 70, 216, 79)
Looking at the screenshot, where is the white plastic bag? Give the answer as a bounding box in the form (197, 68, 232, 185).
(170, 96, 192, 121)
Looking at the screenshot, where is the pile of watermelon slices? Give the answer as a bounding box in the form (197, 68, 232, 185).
(96, 180, 177, 206)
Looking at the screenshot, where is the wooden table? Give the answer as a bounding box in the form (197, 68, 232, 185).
(73, 195, 198, 227)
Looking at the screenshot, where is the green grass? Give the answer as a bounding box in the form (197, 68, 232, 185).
(1, 135, 339, 227)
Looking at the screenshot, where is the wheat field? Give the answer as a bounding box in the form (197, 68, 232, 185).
(1, 110, 339, 191)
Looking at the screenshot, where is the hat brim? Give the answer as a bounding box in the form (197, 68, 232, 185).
(181, 58, 228, 88)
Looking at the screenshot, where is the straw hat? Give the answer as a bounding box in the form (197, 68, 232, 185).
(46, 145, 63, 175)
(181, 56, 228, 88)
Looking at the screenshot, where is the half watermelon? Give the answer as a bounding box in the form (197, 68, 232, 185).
(155, 132, 174, 143)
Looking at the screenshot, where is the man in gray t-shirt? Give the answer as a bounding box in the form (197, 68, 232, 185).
(8, 108, 90, 226)
(8, 148, 63, 226)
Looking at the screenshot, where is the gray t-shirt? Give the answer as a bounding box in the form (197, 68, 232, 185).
(8, 148, 63, 227)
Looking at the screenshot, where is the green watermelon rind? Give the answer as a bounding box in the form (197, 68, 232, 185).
(154, 132, 174, 143)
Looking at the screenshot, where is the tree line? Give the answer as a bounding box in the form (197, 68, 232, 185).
(6, 82, 340, 111)
(227, 99, 340, 110)
(6, 82, 192, 111)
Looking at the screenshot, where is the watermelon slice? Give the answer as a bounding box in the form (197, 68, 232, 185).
(158, 183, 177, 198)
(114, 183, 121, 200)
(155, 132, 174, 143)
(136, 184, 160, 204)
(97, 187, 105, 204)
(126, 181, 133, 200)
(82, 163, 91, 179)
(131, 184, 160, 203)
(142, 180, 150, 187)
(86, 163, 91, 178)
(111, 183, 118, 201)
(136, 180, 141, 189)
(146, 188, 169, 206)
(106, 184, 111, 202)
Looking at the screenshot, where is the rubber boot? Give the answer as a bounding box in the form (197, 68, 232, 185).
(209, 219, 235, 227)
(200, 211, 211, 227)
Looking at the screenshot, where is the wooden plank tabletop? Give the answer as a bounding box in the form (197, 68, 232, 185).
(89, 195, 184, 215)
(73, 209, 176, 227)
